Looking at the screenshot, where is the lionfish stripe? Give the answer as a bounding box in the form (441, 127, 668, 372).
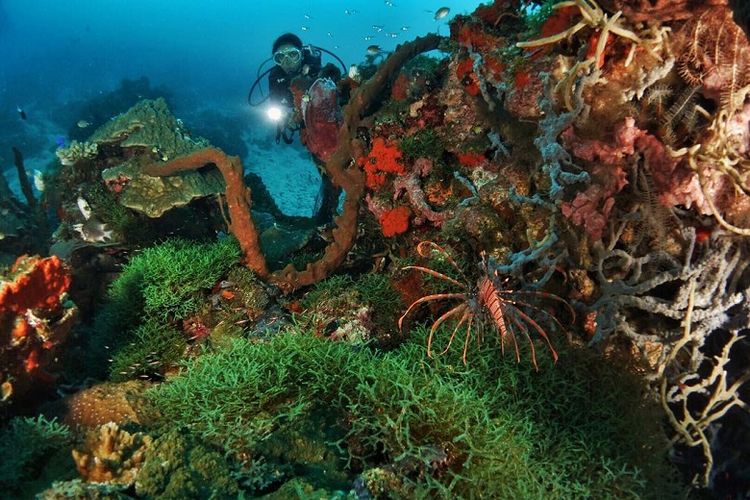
(478, 277, 508, 339)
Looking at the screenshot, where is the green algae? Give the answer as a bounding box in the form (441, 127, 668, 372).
(0, 416, 74, 494)
(134, 430, 238, 499)
(146, 329, 682, 498)
(83, 238, 241, 380)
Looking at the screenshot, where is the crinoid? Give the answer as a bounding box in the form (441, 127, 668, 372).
(398, 241, 574, 369)
(640, 84, 705, 146)
(515, 0, 641, 69)
(676, 6, 750, 114)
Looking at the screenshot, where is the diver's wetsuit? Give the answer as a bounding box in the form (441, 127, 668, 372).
(267, 47, 342, 225)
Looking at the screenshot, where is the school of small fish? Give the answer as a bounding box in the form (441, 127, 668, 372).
(296, 4, 451, 57)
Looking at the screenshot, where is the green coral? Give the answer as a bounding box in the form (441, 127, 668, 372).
(299, 273, 403, 342)
(134, 430, 238, 499)
(147, 330, 681, 497)
(89, 98, 207, 158)
(109, 321, 186, 382)
(86, 237, 241, 380)
(226, 266, 270, 315)
(0, 416, 73, 493)
(89, 98, 225, 218)
(37, 479, 128, 499)
(138, 238, 241, 319)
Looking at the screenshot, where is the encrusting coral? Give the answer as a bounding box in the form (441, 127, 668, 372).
(0, 256, 77, 408)
(55, 140, 98, 166)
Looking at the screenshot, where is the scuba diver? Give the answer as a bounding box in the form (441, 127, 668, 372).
(247, 33, 347, 224)
(249, 33, 344, 144)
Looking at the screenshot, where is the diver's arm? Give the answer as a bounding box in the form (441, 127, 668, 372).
(268, 67, 292, 107)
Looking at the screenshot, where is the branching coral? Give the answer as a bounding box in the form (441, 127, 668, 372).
(586, 229, 749, 487)
(534, 73, 591, 201)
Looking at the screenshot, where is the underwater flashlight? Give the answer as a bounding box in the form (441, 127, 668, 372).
(266, 105, 284, 123)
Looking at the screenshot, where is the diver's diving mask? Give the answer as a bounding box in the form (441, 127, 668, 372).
(273, 47, 303, 65)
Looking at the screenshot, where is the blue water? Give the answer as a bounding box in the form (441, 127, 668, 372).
(0, 0, 482, 195)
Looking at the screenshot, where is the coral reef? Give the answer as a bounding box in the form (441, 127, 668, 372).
(90, 98, 224, 218)
(4, 1, 750, 497)
(146, 329, 681, 497)
(145, 34, 443, 292)
(55, 140, 98, 166)
(134, 430, 239, 498)
(0, 148, 49, 261)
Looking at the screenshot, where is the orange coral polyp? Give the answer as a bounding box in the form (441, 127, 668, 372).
(456, 58, 481, 96)
(0, 256, 71, 314)
(379, 206, 411, 237)
(12, 318, 32, 340)
(362, 137, 406, 189)
(457, 151, 487, 168)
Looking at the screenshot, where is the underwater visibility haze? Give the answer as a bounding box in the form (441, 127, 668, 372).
(1, 0, 750, 498)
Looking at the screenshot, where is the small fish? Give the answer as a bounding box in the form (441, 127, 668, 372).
(401, 26, 410, 31)
(364, 35, 375, 41)
(76, 119, 91, 128)
(304, 13, 312, 19)
(17, 105, 26, 120)
(367, 44, 382, 55)
(1, 381, 13, 402)
(72, 219, 114, 243)
(384, 0, 394, 6)
(344, 9, 358, 15)
(372, 25, 384, 32)
(301, 26, 309, 31)
(386, 32, 399, 38)
(77, 196, 93, 220)
(435, 7, 450, 20)
(327, 31, 333, 38)
(32, 169, 45, 191)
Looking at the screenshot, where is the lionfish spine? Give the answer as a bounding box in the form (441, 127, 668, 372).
(478, 277, 508, 340)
